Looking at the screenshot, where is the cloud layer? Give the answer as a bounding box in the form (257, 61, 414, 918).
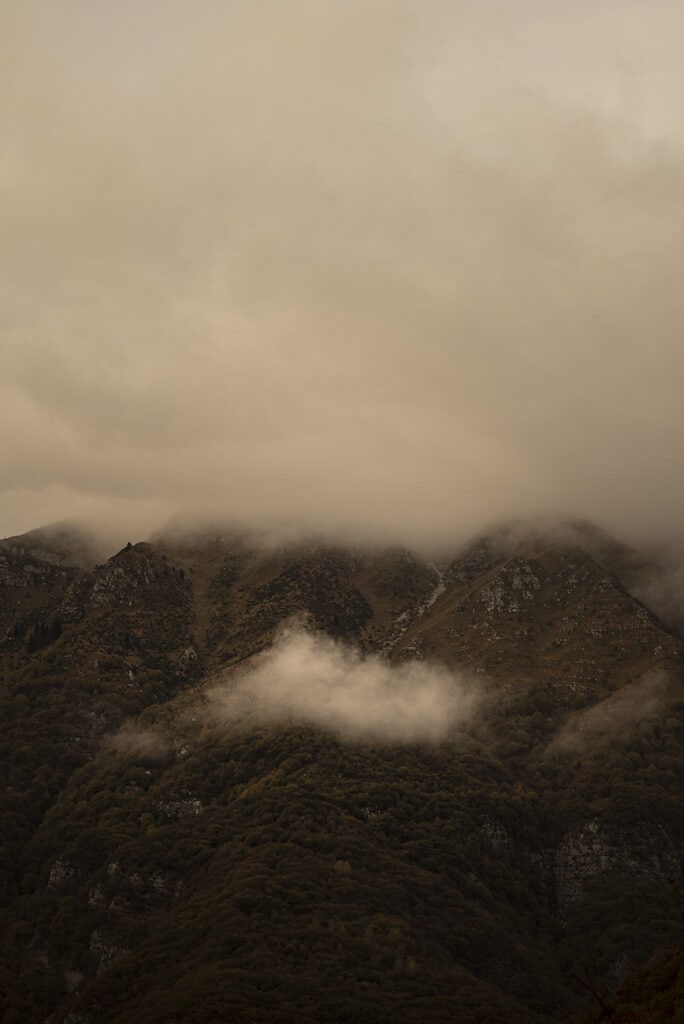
(3, 1, 684, 544)
(208, 628, 477, 744)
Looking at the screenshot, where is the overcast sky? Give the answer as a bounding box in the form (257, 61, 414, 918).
(2, 1, 684, 547)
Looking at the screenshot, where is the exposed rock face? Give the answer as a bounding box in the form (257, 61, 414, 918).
(47, 857, 80, 891)
(554, 818, 682, 916)
(0, 550, 73, 587)
(479, 558, 542, 614)
(156, 795, 203, 820)
(89, 928, 128, 973)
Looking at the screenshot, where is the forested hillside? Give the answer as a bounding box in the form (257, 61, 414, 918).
(1, 521, 682, 1023)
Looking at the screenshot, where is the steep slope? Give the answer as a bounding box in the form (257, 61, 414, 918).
(153, 532, 438, 670)
(0, 541, 202, 902)
(0, 521, 682, 1023)
(576, 943, 684, 1023)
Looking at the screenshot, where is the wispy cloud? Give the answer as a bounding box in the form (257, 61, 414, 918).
(546, 670, 675, 754)
(107, 723, 170, 759)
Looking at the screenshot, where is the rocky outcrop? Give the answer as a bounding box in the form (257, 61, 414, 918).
(554, 818, 681, 916)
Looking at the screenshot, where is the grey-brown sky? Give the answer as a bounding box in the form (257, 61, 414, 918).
(2, 1, 684, 546)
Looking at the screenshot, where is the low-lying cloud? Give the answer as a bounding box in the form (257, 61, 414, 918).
(208, 627, 478, 744)
(546, 670, 675, 755)
(629, 547, 684, 638)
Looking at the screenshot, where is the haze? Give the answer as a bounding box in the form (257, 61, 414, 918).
(3, 1, 684, 546)
(546, 670, 676, 755)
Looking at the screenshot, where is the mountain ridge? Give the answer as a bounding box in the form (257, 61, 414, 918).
(1, 518, 682, 1023)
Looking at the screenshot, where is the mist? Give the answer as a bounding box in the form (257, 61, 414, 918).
(546, 670, 676, 755)
(207, 627, 478, 744)
(106, 722, 170, 759)
(3, 2, 684, 546)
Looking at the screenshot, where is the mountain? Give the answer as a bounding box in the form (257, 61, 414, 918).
(0, 520, 682, 1023)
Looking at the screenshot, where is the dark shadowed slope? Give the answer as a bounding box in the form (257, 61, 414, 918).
(0, 521, 682, 1023)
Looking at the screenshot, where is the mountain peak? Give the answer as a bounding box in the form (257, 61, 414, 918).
(0, 519, 111, 569)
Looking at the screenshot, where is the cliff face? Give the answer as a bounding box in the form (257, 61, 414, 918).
(554, 817, 681, 913)
(0, 521, 682, 1024)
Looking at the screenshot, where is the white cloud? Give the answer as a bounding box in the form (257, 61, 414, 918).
(208, 627, 478, 744)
